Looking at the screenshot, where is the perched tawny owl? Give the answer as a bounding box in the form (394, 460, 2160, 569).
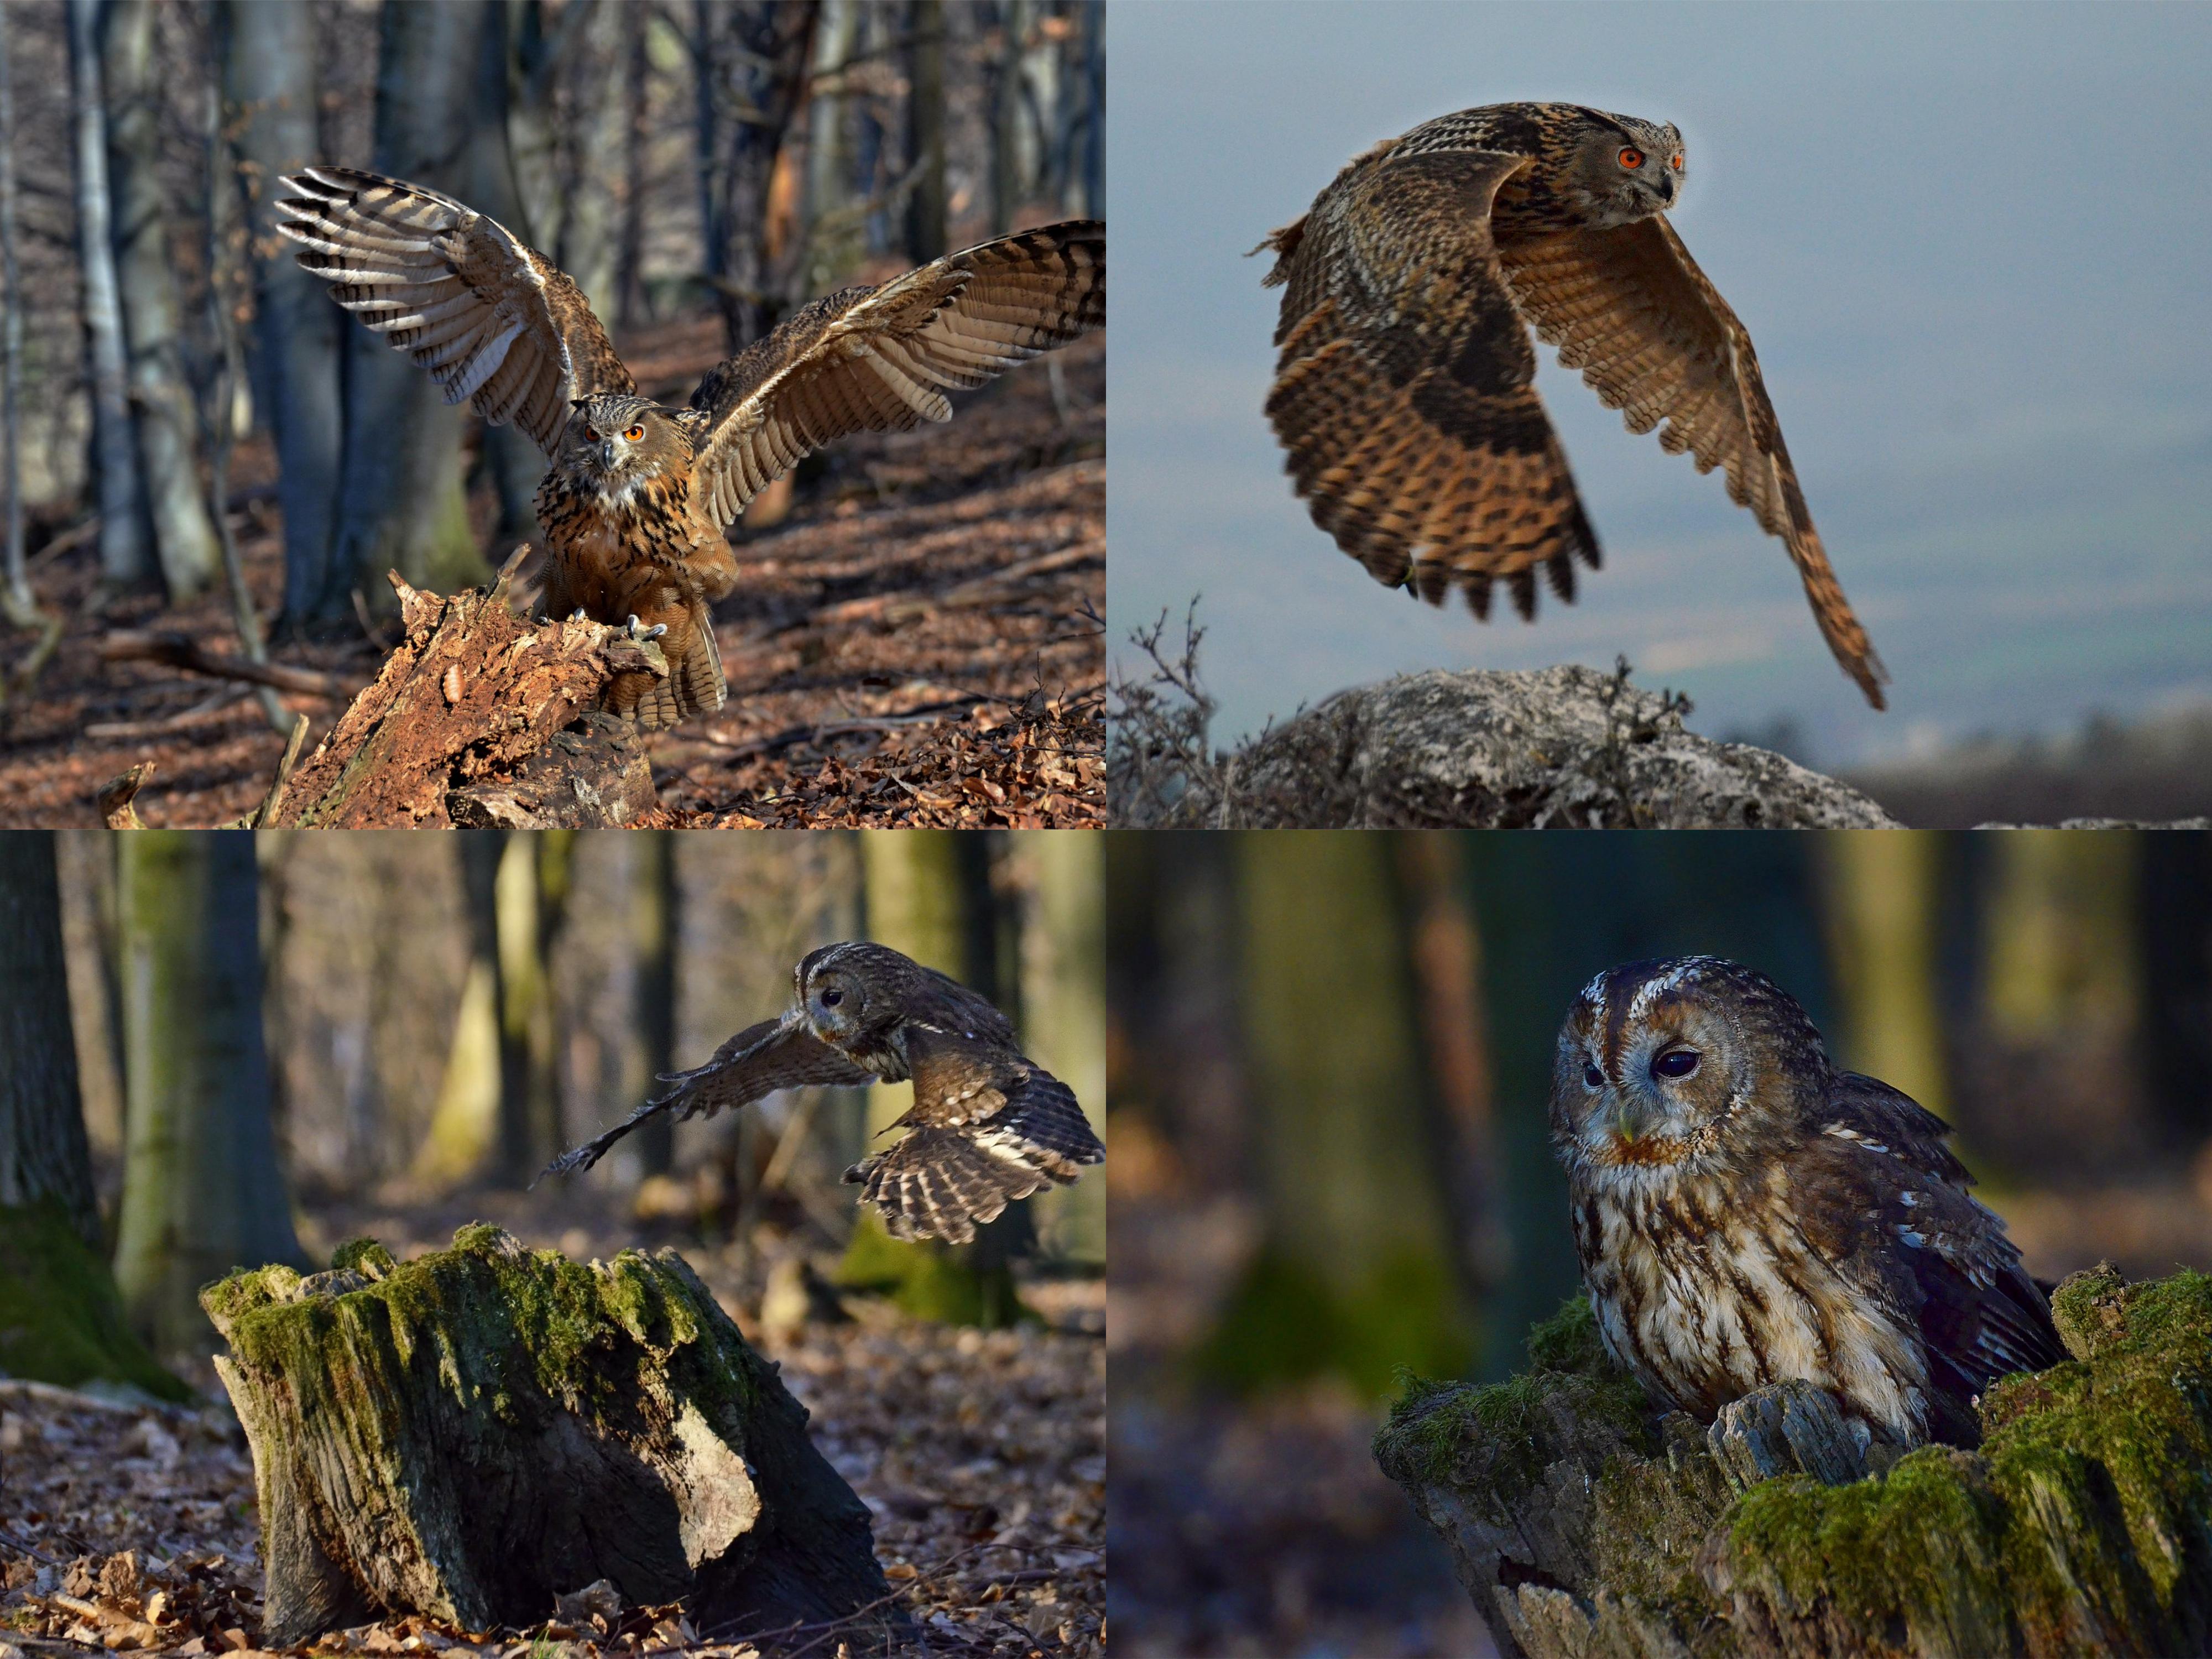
(547, 941, 1103, 1245)
(276, 168, 1105, 727)
(1551, 956, 2062, 1449)
(1259, 104, 1887, 709)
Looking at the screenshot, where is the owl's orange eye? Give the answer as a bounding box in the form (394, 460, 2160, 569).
(1618, 147, 1644, 169)
(581, 426, 598, 442)
(624, 424, 645, 441)
(1670, 153, 1683, 171)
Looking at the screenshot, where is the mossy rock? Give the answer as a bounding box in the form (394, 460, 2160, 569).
(1374, 1270, 2212, 1659)
(204, 1225, 893, 1646)
(0, 1201, 190, 1402)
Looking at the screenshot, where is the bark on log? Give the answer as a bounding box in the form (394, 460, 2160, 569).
(264, 573, 665, 828)
(202, 1226, 895, 1647)
(1374, 1268, 2212, 1659)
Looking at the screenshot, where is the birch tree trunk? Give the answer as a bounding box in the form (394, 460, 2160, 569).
(111, 832, 309, 1359)
(66, 0, 149, 591)
(218, 0, 344, 627)
(100, 0, 221, 602)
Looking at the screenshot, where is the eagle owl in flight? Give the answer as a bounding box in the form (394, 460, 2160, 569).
(547, 941, 1104, 1246)
(1259, 103, 1887, 708)
(278, 168, 1105, 727)
(1552, 957, 2063, 1449)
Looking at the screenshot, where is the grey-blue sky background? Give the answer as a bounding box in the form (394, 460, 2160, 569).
(1108, 2, 2212, 767)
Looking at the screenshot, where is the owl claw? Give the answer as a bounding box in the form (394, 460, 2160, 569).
(626, 614, 669, 641)
(569, 608, 587, 622)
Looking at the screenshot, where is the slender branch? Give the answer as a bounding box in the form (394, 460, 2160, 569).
(98, 630, 362, 700)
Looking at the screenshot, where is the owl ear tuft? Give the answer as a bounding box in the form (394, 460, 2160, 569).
(570, 397, 592, 410)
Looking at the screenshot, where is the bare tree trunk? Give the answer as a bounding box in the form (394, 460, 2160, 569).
(66, 0, 149, 591)
(985, 0, 1021, 235)
(800, 0, 860, 294)
(495, 831, 571, 1186)
(629, 832, 677, 1178)
(904, 0, 944, 264)
(0, 833, 102, 1245)
(101, 0, 221, 602)
(0, 3, 25, 618)
(552, 2, 622, 321)
(330, 0, 514, 608)
(218, 0, 344, 628)
(695, 2, 815, 353)
(1071, 0, 1102, 217)
(615, 0, 649, 330)
(1019, 829, 1103, 1264)
(111, 832, 309, 1360)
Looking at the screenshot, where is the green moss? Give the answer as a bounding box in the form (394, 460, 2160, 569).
(0, 1202, 191, 1401)
(331, 1239, 398, 1277)
(1371, 1294, 1644, 1511)
(1726, 1447, 2006, 1632)
(1194, 1246, 1473, 1400)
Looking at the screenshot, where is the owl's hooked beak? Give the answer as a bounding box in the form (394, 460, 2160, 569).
(1605, 1094, 1661, 1145)
(598, 437, 622, 472)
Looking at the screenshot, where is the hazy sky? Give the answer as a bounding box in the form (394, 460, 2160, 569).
(1106, 2, 2212, 766)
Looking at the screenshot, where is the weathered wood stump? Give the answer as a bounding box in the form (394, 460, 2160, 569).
(202, 1227, 893, 1647)
(264, 571, 665, 828)
(1374, 1267, 2212, 1658)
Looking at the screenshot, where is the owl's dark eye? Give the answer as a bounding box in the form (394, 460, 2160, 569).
(820, 988, 843, 1008)
(1652, 1048, 1699, 1080)
(1582, 1063, 1604, 1089)
(624, 424, 645, 441)
(1618, 147, 1644, 170)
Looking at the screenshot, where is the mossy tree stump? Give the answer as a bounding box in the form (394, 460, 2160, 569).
(265, 572, 664, 828)
(1374, 1267, 2212, 1658)
(202, 1227, 892, 1647)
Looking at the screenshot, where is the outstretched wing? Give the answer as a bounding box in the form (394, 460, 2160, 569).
(1261, 148, 1601, 623)
(1495, 215, 1887, 708)
(544, 1013, 873, 1180)
(275, 166, 633, 456)
(843, 1026, 1103, 1245)
(685, 221, 1105, 529)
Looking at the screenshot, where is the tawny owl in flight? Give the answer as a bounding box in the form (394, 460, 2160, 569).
(547, 941, 1104, 1245)
(1259, 104, 1887, 709)
(1552, 956, 2062, 1449)
(277, 168, 1105, 728)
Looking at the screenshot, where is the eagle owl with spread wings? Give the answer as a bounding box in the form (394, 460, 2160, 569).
(547, 941, 1103, 1246)
(1552, 957, 2063, 1449)
(278, 168, 1105, 727)
(1260, 104, 1886, 709)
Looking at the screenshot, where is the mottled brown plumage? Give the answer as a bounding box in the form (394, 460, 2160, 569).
(277, 168, 1105, 727)
(547, 941, 1103, 1245)
(1261, 105, 1887, 708)
(1551, 957, 2062, 1449)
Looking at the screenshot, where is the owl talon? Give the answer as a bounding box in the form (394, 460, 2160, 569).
(625, 614, 669, 641)
(569, 608, 587, 622)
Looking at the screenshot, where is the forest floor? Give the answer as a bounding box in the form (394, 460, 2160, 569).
(0, 1184, 1103, 1659)
(0, 322, 1103, 830)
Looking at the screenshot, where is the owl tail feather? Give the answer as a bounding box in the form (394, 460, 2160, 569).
(844, 1128, 1060, 1248)
(631, 602, 727, 730)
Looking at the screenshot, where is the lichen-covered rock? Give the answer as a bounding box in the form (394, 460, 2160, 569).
(1183, 664, 1898, 828)
(1375, 1271, 2212, 1659)
(203, 1225, 891, 1646)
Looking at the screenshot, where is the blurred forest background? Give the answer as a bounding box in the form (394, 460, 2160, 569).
(0, 0, 1106, 826)
(1107, 829, 2212, 1659)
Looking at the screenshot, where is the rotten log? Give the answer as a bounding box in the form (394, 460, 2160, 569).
(263, 572, 666, 828)
(202, 1226, 897, 1648)
(1373, 1267, 2212, 1658)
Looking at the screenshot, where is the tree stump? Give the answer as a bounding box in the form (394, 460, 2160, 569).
(201, 1227, 894, 1647)
(1374, 1268, 2212, 1658)
(264, 571, 665, 828)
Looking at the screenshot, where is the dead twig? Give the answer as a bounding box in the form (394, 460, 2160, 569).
(810, 541, 1099, 628)
(250, 713, 312, 828)
(693, 696, 985, 761)
(99, 630, 361, 700)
